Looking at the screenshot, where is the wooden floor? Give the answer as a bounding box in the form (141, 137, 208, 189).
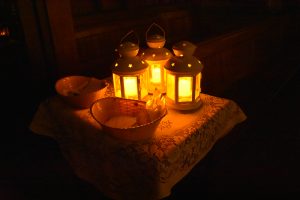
(1, 19, 300, 200)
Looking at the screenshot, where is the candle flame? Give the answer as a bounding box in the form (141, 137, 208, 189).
(178, 77, 192, 102)
(151, 64, 161, 84)
(0, 27, 10, 37)
(124, 77, 138, 99)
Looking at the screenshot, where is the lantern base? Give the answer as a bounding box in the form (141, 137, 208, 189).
(166, 98, 202, 111)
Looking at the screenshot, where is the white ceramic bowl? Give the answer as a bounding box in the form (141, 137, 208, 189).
(90, 97, 167, 142)
(55, 75, 108, 109)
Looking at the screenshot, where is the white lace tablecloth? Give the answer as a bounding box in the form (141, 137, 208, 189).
(30, 92, 246, 200)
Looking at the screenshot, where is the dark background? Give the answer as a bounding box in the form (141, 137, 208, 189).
(1, 0, 300, 199)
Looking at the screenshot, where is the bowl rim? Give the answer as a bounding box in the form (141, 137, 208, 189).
(90, 97, 167, 130)
(55, 75, 109, 97)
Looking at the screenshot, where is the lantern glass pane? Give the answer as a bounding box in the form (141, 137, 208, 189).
(195, 73, 201, 100)
(124, 76, 138, 100)
(164, 68, 167, 86)
(113, 73, 121, 98)
(150, 64, 161, 84)
(140, 73, 148, 99)
(178, 77, 193, 102)
(166, 73, 175, 101)
(147, 60, 166, 93)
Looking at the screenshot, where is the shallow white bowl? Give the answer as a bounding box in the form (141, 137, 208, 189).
(90, 97, 167, 142)
(55, 75, 108, 109)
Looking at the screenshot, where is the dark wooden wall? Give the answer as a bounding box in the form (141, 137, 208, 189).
(195, 15, 291, 95)
(70, 0, 198, 78)
(17, 0, 300, 95)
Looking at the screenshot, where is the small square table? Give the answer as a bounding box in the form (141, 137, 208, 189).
(30, 91, 246, 200)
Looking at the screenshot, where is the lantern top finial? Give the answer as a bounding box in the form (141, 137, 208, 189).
(146, 23, 166, 48)
(166, 56, 203, 74)
(117, 41, 139, 57)
(113, 31, 147, 73)
(172, 41, 197, 57)
(117, 30, 140, 57)
(147, 34, 165, 42)
(166, 40, 203, 74)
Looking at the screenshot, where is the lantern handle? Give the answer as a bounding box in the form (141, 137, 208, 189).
(146, 23, 165, 40)
(120, 30, 139, 46)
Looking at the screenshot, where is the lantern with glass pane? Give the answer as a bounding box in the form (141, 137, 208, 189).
(112, 31, 148, 100)
(141, 23, 171, 94)
(165, 41, 204, 110)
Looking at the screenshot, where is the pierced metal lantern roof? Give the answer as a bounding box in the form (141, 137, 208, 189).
(140, 47, 171, 62)
(117, 41, 139, 57)
(112, 30, 147, 74)
(112, 56, 148, 74)
(172, 41, 197, 57)
(166, 56, 203, 74)
(165, 41, 203, 74)
(147, 34, 166, 48)
(113, 40, 147, 74)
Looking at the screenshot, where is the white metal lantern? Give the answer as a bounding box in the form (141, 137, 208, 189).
(141, 23, 171, 94)
(165, 41, 204, 110)
(112, 31, 148, 100)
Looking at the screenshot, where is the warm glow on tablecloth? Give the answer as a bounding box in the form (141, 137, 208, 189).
(30, 85, 246, 200)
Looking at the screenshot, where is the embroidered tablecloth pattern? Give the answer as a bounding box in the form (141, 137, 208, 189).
(30, 92, 246, 199)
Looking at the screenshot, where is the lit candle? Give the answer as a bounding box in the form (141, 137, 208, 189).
(123, 76, 138, 99)
(151, 64, 161, 84)
(0, 27, 9, 36)
(178, 77, 192, 101)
